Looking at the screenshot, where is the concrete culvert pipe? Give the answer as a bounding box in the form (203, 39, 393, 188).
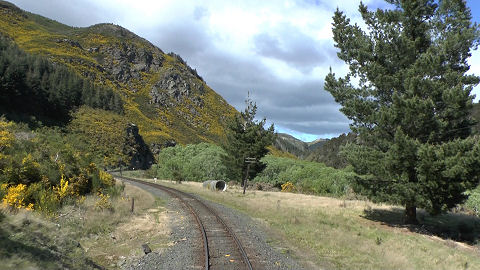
(202, 180, 227, 191)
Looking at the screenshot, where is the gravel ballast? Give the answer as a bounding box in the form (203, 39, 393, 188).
(121, 179, 304, 270)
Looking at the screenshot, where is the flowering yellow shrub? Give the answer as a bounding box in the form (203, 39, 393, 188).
(86, 162, 97, 174)
(70, 173, 89, 195)
(20, 154, 41, 182)
(0, 183, 8, 202)
(95, 192, 113, 210)
(281, 181, 296, 193)
(53, 174, 70, 200)
(2, 184, 34, 210)
(0, 120, 14, 152)
(99, 170, 115, 187)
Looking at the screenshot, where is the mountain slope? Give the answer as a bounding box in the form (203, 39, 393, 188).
(274, 133, 309, 157)
(306, 133, 356, 168)
(274, 133, 327, 158)
(0, 1, 236, 145)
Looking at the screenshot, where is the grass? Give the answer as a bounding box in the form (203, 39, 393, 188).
(0, 182, 170, 269)
(136, 178, 480, 270)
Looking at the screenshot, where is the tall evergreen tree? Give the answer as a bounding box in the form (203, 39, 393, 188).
(222, 96, 275, 182)
(325, 0, 480, 223)
(0, 34, 124, 124)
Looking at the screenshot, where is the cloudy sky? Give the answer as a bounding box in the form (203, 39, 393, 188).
(9, 0, 480, 141)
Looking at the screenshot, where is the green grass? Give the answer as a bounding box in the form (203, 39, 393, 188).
(141, 178, 480, 270)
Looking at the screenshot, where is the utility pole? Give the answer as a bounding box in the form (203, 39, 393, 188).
(243, 157, 257, 195)
(157, 152, 160, 178)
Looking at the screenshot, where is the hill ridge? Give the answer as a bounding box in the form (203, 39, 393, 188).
(0, 0, 236, 145)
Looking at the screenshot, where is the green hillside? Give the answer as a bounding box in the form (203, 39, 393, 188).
(0, 1, 236, 145)
(274, 133, 327, 158)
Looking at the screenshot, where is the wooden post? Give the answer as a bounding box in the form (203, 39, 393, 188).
(243, 157, 257, 195)
(131, 197, 135, 213)
(243, 163, 251, 195)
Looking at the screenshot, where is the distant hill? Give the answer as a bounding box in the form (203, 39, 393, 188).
(274, 133, 327, 158)
(0, 1, 236, 145)
(307, 138, 328, 152)
(305, 102, 480, 168)
(306, 133, 356, 168)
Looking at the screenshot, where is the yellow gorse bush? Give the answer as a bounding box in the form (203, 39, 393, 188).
(2, 183, 34, 210)
(281, 181, 296, 193)
(99, 170, 115, 187)
(53, 174, 70, 200)
(95, 192, 113, 210)
(0, 120, 14, 156)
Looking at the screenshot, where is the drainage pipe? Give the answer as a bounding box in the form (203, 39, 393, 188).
(202, 180, 227, 191)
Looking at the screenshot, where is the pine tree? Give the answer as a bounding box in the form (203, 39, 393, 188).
(325, 0, 480, 223)
(0, 34, 124, 123)
(222, 96, 275, 182)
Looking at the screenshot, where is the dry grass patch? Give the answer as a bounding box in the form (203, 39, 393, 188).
(0, 182, 171, 270)
(142, 179, 480, 270)
(72, 183, 170, 268)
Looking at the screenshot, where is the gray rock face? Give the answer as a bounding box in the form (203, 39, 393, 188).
(100, 42, 164, 83)
(50, 24, 166, 89)
(124, 123, 155, 170)
(150, 140, 176, 155)
(149, 68, 205, 108)
(55, 38, 83, 49)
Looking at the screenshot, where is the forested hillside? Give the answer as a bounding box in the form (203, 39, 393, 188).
(0, 1, 236, 145)
(306, 133, 356, 168)
(0, 34, 123, 125)
(274, 133, 327, 158)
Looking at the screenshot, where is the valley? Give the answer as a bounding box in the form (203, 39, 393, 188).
(2, 1, 480, 270)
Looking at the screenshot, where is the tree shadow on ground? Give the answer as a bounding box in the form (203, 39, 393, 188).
(0, 222, 61, 267)
(0, 211, 103, 270)
(362, 207, 480, 245)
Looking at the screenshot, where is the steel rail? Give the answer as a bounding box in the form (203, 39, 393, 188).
(116, 176, 253, 270)
(193, 193, 253, 270)
(116, 176, 209, 270)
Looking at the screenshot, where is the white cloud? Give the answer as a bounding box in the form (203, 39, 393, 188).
(8, 0, 480, 140)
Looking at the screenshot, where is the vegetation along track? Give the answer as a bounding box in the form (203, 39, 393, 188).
(115, 176, 254, 270)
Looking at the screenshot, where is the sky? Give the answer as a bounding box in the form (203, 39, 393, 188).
(8, 0, 480, 142)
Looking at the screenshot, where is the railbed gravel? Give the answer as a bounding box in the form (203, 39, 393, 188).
(122, 180, 304, 270)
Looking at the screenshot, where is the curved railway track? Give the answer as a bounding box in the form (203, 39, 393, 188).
(115, 176, 254, 270)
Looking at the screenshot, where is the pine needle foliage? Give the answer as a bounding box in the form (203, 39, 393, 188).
(325, 0, 480, 223)
(222, 96, 275, 182)
(0, 34, 123, 125)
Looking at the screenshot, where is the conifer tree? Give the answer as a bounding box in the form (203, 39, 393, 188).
(222, 96, 275, 182)
(325, 0, 480, 223)
(0, 34, 124, 123)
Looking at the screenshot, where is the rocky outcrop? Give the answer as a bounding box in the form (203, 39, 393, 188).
(150, 140, 176, 155)
(55, 38, 83, 49)
(0, 3, 238, 146)
(124, 123, 155, 170)
(149, 68, 205, 107)
(99, 42, 164, 84)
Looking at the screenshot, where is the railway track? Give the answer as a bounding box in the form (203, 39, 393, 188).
(115, 176, 254, 270)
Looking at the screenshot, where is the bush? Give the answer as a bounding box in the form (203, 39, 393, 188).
(281, 181, 296, 192)
(151, 143, 228, 182)
(465, 186, 480, 216)
(0, 119, 118, 214)
(1, 183, 33, 210)
(254, 155, 356, 197)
